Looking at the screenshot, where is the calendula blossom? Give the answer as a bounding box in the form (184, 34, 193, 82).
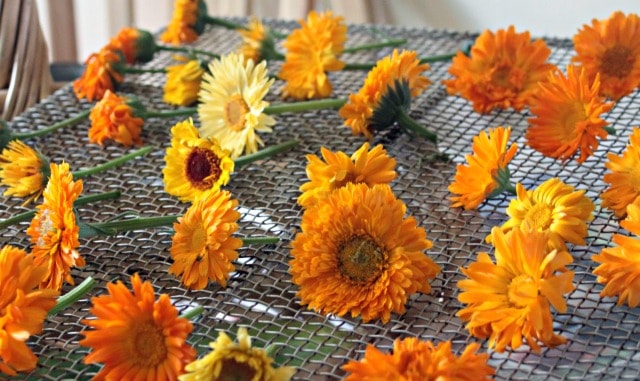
(88, 90, 145, 146)
(601, 127, 640, 218)
(164, 58, 205, 106)
(160, 0, 203, 45)
(237, 17, 279, 64)
(106, 27, 157, 63)
(73, 47, 124, 101)
(0, 140, 48, 204)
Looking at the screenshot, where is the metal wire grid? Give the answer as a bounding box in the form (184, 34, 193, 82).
(0, 18, 638, 380)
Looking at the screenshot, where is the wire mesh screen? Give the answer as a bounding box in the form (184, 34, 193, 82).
(2, 18, 640, 380)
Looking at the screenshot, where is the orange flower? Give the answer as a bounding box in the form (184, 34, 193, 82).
(106, 27, 157, 63)
(73, 47, 124, 101)
(0, 245, 59, 376)
(290, 183, 440, 323)
(169, 190, 242, 289)
(160, 0, 202, 45)
(526, 65, 614, 163)
(26, 162, 84, 291)
(572, 11, 640, 100)
(444, 26, 556, 114)
(88, 90, 144, 146)
(342, 339, 494, 381)
(237, 17, 271, 64)
(602, 127, 640, 218)
(278, 10, 347, 100)
(298, 142, 397, 208)
(0, 140, 47, 204)
(339, 50, 431, 139)
(80, 273, 196, 379)
(163, 58, 205, 106)
(458, 227, 574, 352)
(449, 126, 518, 210)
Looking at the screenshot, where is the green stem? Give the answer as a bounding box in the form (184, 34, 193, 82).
(342, 51, 457, 71)
(80, 215, 180, 238)
(0, 190, 120, 230)
(342, 38, 407, 54)
(419, 52, 457, 64)
(120, 66, 166, 74)
(234, 140, 298, 167)
(48, 277, 96, 316)
(396, 108, 437, 143)
(12, 110, 90, 140)
(180, 305, 205, 320)
(242, 237, 279, 245)
(138, 107, 198, 119)
(72, 146, 154, 179)
(157, 44, 219, 59)
(605, 126, 617, 136)
(203, 15, 247, 31)
(264, 99, 346, 115)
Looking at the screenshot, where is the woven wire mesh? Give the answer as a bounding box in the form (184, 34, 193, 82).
(2, 18, 640, 380)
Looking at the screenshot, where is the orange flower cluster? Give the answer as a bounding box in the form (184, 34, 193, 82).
(88, 90, 144, 146)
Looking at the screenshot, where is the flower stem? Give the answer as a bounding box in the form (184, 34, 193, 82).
(342, 38, 407, 54)
(342, 51, 457, 71)
(79, 215, 179, 238)
(11, 110, 90, 140)
(48, 277, 96, 316)
(264, 99, 347, 115)
(119, 66, 167, 74)
(180, 305, 205, 320)
(138, 107, 198, 119)
(157, 44, 219, 59)
(242, 237, 279, 245)
(72, 146, 154, 179)
(203, 15, 247, 31)
(234, 140, 298, 167)
(0, 190, 120, 230)
(396, 108, 437, 143)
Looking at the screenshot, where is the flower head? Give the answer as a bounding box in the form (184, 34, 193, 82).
(444, 26, 556, 113)
(526, 65, 614, 163)
(26, 162, 83, 291)
(163, 119, 235, 202)
(198, 52, 275, 158)
(73, 48, 124, 101)
(339, 50, 431, 139)
(0, 140, 48, 204)
(169, 189, 242, 289)
(278, 10, 347, 100)
(298, 142, 397, 208)
(237, 17, 279, 64)
(601, 127, 640, 218)
(593, 202, 640, 307)
(164, 58, 205, 106)
(106, 27, 157, 63)
(160, 0, 205, 45)
(342, 338, 494, 381)
(572, 11, 640, 100)
(179, 327, 295, 381)
(493, 178, 595, 251)
(449, 126, 518, 210)
(80, 273, 196, 379)
(0, 245, 59, 376)
(88, 90, 145, 146)
(458, 227, 574, 352)
(290, 182, 440, 323)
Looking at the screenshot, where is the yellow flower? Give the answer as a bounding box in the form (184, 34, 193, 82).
(169, 189, 242, 289)
(572, 11, 640, 100)
(458, 227, 574, 352)
(237, 17, 277, 64)
(298, 142, 397, 208)
(493, 178, 594, 251)
(342, 339, 494, 381)
(592, 202, 640, 307)
(290, 183, 440, 323)
(0, 245, 59, 376)
(526, 65, 614, 163)
(278, 10, 347, 100)
(449, 126, 518, 210)
(601, 127, 640, 218)
(26, 162, 84, 291)
(163, 119, 235, 202)
(179, 327, 295, 381)
(339, 50, 431, 139)
(88, 90, 145, 146)
(198, 52, 275, 158)
(160, 0, 202, 45)
(80, 273, 196, 379)
(164, 58, 205, 106)
(0, 140, 47, 204)
(444, 26, 556, 114)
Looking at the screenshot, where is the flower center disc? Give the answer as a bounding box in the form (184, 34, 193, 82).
(337, 235, 386, 283)
(218, 358, 257, 381)
(507, 274, 538, 308)
(601, 45, 635, 79)
(132, 321, 167, 367)
(224, 94, 250, 132)
(185, 147, 221, 190)
(524, 203, 553, 230)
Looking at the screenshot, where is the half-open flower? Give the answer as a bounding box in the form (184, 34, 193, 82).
(73, 47, 125, 102)
(0, 140, 49, 204)
(88, 90, 145, 146)
(106, 27, 158, 63)
(164, 58, 206, 106)
(601, 127, 640, 218)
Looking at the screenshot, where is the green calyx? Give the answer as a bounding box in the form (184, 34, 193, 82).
(0, 120, 13, 151)
(135, 29, 158, 63)
(194, 0, 208, 35)
(35, 147, 52, 188)
(125, 96, 147, 116)
(488, 166, 517, 198)
(370, 79, 412, 131)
